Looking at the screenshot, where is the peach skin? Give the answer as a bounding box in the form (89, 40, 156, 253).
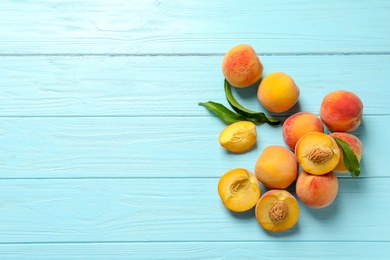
(222, 44, 263, 88)
(282, 112, 324, 150)
(320, 90, 363, 132)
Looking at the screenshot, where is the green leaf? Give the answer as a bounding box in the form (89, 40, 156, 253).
(224, 79, 280, 126)
(333, 137, 360, 177)
(198, 101, 247, 125)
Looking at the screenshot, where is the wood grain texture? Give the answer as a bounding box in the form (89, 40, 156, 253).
(0, 55, 389, 116)
(1, 178, 389, 243)
(1, 0, 390, 259)
(1, 0, 390, 54)
(0, 115, 382, 178)
(1, 242, 389, 260)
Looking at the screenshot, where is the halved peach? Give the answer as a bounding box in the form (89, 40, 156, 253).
(295, 132, 340, 175)
(255, 190, 299, 232)
(219, 121, 257, 153)
(218, 168, 261, 212)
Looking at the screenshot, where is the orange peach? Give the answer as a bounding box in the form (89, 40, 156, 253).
(282, 112, 324, 150)
(257, 72, 300, 113)
(320, 90, 363, 132)
(295, 132, 340, 175)
(255, 145, 298, 189)
(296, 170, 339, 208)
(218, 168, 261, 212)
(255, 189, 299, 232)
(222, 44, 263, 88)
(330, 132, 364, 173)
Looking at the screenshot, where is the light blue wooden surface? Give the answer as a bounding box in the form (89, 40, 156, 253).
(1, 0, 389, 259)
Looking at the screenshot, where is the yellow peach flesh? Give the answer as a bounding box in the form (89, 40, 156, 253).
(295, 132, 340, 175)
(219, 121, 257, 153)
(255, 190, 299, 232)
(218, 168, 261, 212)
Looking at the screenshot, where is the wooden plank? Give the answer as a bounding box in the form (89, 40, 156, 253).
(0, 115, 381, 178)
(0, 55, 389, 116)
(0, 178, 389, 243)
(1, 0, 390, 54)
(1, 242, 389, 259)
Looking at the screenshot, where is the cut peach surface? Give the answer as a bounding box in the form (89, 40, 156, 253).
(255, 190, 299, 232)
(330, 132, 364, 173)
(217, 168, 261, 212)
(219, 121, 257, 153)
(295, 132, 340, 175)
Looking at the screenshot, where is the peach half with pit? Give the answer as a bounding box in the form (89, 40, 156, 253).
(330, 132, 364, 173)
(217, 168, 261, 212)
(222, 44, 263, 88)
(296, 170, 339, 208)
(255, 189, 299, 232)
(282, 112, 324, 150)
(295, 132, 340, 175)
(255, 145, 298, 189)
(320, 90, 363, 132)
(257, 72, 300, 113)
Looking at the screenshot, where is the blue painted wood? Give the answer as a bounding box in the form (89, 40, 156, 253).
(1, 0, 390, 54)
(1, 1, 390, 259)
(0, 115, 384, 178)
(0, 55, 388, 116)
(0, 178, 389, 243)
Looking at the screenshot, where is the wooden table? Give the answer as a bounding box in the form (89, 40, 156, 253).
(1, 1, 389, 259)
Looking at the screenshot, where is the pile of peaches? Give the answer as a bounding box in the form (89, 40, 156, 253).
(214, 44, 364, 232)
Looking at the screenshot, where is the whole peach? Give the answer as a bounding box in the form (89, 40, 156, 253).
(255, 145, 298, 189)
(257, 72, 300, 113)
(296, 170, 338, 208)
(320, 90, 363, 132)
(282, 112, 324, 150)
(330, 132, 364, 173)
(222, 44, 263, 88)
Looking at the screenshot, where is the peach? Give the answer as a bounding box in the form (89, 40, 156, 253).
(330, 132, 364, 173)
(282, 112, 325, 150)
(217, 168, 261, 212)
(257, 72, 300, 113)
(222, 44, 263, 88)
(296, 170, 339, 208)
(255, 190, 299, 232)
(255, 145, 298, 189)
(219, 121, 257, 153)
(295, 132, 340, 175)
(320, 90, 363, 132)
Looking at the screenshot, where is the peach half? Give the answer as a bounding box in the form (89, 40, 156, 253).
(222, 44, 263, 88)
(320, 90, 363, 132)
(219, 121, 257, 153)
(255, 190, 299, 232)
(296, 170, 339, 208)
(282, 112, 324, 150)
(330, 132, 364, 173)
(257, 72, 300, 113)
(295, 132, 340, 175)
(255, 145, 298, 189)
(217, 168, 261, 212)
